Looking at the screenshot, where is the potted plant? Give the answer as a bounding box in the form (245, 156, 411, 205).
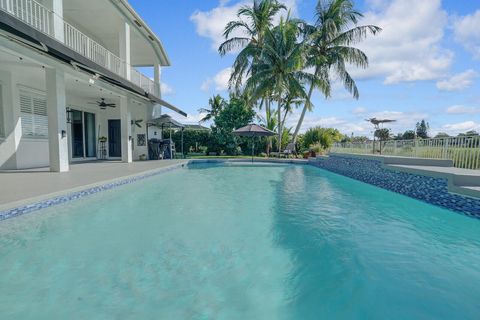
(139, 154, 147, 161)
(98, 136, 107, 143)
(309, 143, 323, 158)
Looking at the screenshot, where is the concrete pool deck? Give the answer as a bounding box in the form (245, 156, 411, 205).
(0, 160, 188, 211)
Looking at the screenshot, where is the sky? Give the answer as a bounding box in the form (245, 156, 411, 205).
(129, 0, 480, 138)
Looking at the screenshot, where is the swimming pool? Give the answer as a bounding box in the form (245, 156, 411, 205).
(0, 163, 479, 319)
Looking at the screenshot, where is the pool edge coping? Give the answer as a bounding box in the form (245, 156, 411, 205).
(0, 161, 190, 221)
(0, 159, 308, 221)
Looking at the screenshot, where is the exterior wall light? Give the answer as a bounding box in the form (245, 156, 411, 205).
(66, 107, 73, 124)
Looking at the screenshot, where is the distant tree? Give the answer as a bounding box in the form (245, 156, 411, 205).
(458, 130, 479, 137)
(374, 128, 391, 141)
(167, 129, 212, 155)
(416, 120, 430, 139)
(434, 132, 450, 138)
(402, 130, 416, 140)
(198, 95, 226, 123)
(342, 135, 369, 143)
(211, 97, 256, 155)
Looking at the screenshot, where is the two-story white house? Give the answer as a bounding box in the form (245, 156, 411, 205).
(0, 0, 186, 172)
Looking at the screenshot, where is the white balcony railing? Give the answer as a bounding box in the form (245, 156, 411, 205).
(63, 22, 126, 79)
(0, 0, 53, 35)
(332, 135, 480, 170)
(130, 67, 159, 95)
(0, 0, 157, 95)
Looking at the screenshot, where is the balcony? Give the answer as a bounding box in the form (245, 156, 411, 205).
(0, 0, 159, 95)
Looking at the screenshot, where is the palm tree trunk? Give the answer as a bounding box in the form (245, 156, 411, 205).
(291, 70, 317, 144)
(265, 97, 271, 154)
(278, 100, 282, 153)
(281, 103, 289, 133)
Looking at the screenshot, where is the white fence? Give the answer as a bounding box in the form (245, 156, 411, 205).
(332, 136, 480, 170)
(0, 0, 157, 95)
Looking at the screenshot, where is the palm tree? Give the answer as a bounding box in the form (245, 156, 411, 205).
(259, 105, 277, 154)
(245, 17, 321, 152)
(219, 0, 287, 129)
(290, 0, 381, 144)
(198, 94, 225, 123)
(219, 0, 286, 90)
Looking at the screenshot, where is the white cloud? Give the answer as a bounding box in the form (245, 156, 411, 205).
(285, 111, 370, 135)
(441, 121, 480, 133)
(352, 107, 367, 115)
(164, 111, 208, 125)
(201, 67, 232, 92)
(446, 105, 480, 114)
(191, 0, 298, 52)
(368, 111, 428, 131)
(285, 108, 428, 137)
(160, 82, 174, 95)
(352, 0, 453, 84)
(453, 10, 480, 59)
(436, 70, 478, 91)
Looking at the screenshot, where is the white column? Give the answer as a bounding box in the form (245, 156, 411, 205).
(46, 0, 64, 42)
(119, 22, 131, 80)
(154, 62, 161, 98)
(151, 62, 162, 119)
(120, 97, 132, 163)
(46, 68, 69, 172)
(0, 71, 21, 169)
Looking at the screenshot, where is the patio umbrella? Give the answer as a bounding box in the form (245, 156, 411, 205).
(233, 124, 275, 162)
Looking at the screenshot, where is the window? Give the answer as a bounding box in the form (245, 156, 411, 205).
(19, 90, 48, 138)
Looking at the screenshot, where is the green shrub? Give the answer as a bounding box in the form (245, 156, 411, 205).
(303, 127, 344, 150)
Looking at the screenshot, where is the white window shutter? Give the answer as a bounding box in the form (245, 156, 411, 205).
(20, 90, 48, 138)
(33, 96, 48, 137)
(20, 93, 34, 137)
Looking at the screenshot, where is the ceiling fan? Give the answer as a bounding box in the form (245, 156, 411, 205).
(88, 98, 116, 110)
(131, 119, 143, 128)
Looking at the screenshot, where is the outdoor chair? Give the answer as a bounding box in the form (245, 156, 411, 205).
(281, 143, 297, 158)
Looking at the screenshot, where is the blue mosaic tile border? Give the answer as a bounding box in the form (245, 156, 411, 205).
(2, 157, 478, 222)
(309, 155, 480, 219)
(0, 163, 186, 222)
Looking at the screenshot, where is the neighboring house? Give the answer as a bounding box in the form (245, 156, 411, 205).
(0, 0, 186, 172)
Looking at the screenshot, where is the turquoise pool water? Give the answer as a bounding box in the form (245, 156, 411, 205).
(0, 163, 479, 319)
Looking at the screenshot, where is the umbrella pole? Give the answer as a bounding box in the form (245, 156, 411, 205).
(252, 137, 254, 163)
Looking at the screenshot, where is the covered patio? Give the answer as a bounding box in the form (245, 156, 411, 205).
(0, 38, 185, 172)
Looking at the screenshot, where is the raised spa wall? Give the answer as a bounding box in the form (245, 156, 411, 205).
(309, 154, 480, 219)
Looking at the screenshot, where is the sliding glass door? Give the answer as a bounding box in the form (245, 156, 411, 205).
(72, 110, 84, 158)
(84, 112, 96, 158)
(71, 109, 96, 159)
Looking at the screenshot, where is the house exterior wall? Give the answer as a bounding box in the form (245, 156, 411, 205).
(0, 0, 182, 171)
(0, 70, 50, 170)
(0, 64, 156, 170)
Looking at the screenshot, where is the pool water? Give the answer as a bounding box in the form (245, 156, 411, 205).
(0, 163, 479, 319)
